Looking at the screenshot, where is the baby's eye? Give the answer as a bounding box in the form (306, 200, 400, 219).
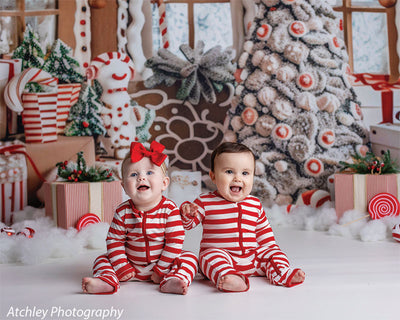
(146, 171, 154, 175)
(225, 169, 233, 174)
(130, 172, 137, 177)
(242, 171, 249, 176)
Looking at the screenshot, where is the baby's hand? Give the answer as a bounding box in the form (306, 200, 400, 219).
(120, 272, 135, 282)
(151, 272, 163, 284)
(181, 202, 199, 218)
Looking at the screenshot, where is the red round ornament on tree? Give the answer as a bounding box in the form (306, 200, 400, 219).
(297, 73, 314, 90)
(82, 121, 89, 128)
(289, 21, 307, 38)
(241, 107, 258, 126)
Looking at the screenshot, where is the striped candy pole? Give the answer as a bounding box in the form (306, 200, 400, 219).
(158, 0, 169, 49)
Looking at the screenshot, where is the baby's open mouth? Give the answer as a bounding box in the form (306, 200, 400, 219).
(137, 185, 150, 191)
(230, 186, 242, 193)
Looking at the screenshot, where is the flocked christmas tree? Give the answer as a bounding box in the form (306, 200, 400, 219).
(64, 82, 106, 136)
(42, 39, 84, 84)
(12, 25, 45, 70)
(225, 0, 369, 206)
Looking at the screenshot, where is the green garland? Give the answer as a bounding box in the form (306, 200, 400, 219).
(56, 152, 114, 182)
(339, 150, 400, 175)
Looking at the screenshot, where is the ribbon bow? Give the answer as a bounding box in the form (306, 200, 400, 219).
(130, 141, 167, 166)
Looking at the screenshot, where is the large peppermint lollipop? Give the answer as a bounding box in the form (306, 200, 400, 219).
(368, 193, 400, 220)
(76, 213, 101, 231)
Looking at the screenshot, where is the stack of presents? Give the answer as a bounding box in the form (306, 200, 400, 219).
(0, 55, 123, 229)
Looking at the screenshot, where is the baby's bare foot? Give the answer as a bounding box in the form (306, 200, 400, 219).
(290, 270, 305, 285)
(160, 278, 188, 295)
(218, 275, 248, 292)
(82, 277, 114, 294)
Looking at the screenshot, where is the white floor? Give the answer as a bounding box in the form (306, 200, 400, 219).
(1, 226, 399, 320)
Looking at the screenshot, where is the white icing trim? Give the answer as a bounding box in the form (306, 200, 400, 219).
(73, 0, 91, 71)
(117, 0, 129, 54)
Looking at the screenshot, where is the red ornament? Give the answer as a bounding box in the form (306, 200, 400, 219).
(241, 107, 258, 126)
(332, 36, 341, 48)
(17, 227, 35, 238)
(82, 121, 89, 128)
(304, 158, 324, 177)
(392, 224, 400, 243)
(1, 227, 16, 236)
(296, 73, 314, 90)
(273, 124, 292, 140)
(76, 213, 101, 231)
(368, 193, 400, 220)
(289, 21, 307, 38)
(257, 24, 272, 40)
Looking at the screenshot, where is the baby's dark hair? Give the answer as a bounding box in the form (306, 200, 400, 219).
(210, 142, 255, 172)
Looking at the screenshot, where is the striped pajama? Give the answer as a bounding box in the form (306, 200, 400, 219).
(92, 197, 198, 293)
(181, 191, 303, 290)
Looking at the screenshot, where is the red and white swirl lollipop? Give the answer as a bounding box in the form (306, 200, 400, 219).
(368, 193, 400, 220)
(256, 24, 272, 41)
(76, 213, 101, 231)
(288, 21, 307, 38)
(392, 224, 400, 243)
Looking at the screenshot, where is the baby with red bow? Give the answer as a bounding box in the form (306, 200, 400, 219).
(82, 141, 198, 295)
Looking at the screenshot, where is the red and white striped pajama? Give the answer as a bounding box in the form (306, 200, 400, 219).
(181, 191, 302, 291)
(92, 197, 198, 293)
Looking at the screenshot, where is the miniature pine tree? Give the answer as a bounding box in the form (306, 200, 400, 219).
(225, 0, 369, 206)
(64, 82, 106, 136)
(42, 39, 84, 84)
(12, 25, 45, 70)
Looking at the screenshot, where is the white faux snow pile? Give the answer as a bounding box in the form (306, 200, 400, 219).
(0, 206, 108, 265)
(1, 201, 399, 265)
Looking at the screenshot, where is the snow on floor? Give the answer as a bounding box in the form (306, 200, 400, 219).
(1, 226, 399, 320)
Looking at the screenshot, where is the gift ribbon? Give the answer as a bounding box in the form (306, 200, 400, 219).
(0, 144, 46, 182)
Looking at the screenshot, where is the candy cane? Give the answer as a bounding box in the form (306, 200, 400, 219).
(157, 0, 169, 49)
(4, 68, 57, 113)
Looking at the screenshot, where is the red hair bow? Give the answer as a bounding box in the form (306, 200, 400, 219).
(130, 141, 167, 166)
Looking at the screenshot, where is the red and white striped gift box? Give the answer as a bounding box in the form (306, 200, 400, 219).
(43, 180, 122, 229)
(57, 83, 81, 133)
(335, 173, 400, 220)
(22, 91, 58, 143)
(0, 141, 28, 225)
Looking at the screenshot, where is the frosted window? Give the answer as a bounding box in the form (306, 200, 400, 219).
(352, 12, 388, 74)
(25, 15, 56, 52)
(194, 3, 232, 52)
(152, 3, 188, 56)
(25, 0, 56, 10)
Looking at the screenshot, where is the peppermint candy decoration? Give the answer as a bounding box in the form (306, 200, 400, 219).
(272, 123, 293, 140)
(76, 213, 101, 231)
(318, 129, 335, 148)
(304, 158, 324, 177)
(296, 72, 314, 90)
(296, 189, 331, 208)
(368, 193, 400, 220)
(392, 224, 400, 243)
(256, 24, 272, 41)
(1, 227, 16, 236)
(288, 21, 307, 38)
(350, 102, 363, 120)
(241, 107, 258, 126)
(17, 227, 35, 238)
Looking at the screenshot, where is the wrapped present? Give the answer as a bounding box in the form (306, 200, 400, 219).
(0, 59, 22, 139)
(0, 141, 28, 224)
(57, 83, 81, 134)
(334, 173, 400, 220)
(43, 180, 122, 229)
(370, 124, 400, 166)
(26, 135, 95, 206)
